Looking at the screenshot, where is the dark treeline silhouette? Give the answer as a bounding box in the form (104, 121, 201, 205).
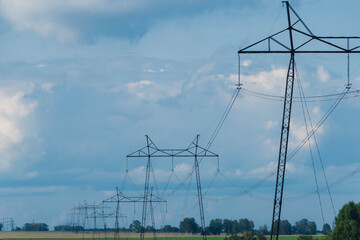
(54, 217, 328, 236)
(22, 223, 49, 231)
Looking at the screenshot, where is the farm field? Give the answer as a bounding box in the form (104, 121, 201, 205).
(0, 232, 326, 240)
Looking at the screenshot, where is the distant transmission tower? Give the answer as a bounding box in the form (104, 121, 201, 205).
(238, 1, 360, 240)
(127, 135, 218, 240)
(103, 187, 166, 239)
(1, 217, 14, 231)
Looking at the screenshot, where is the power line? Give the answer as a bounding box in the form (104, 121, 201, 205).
(240, 88, 360, 102)
(295, 63, 325, 225)
(208, 86, 349, 203)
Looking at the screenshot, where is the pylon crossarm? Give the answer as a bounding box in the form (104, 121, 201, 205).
(238, 11, 360, 55)
(238, 31, 360, 54)
(237, 2, 360, 240)
(127, 147, 218, 158)
(127, 135, 217, 240)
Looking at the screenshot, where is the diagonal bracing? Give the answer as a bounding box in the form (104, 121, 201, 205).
(127, 135, 218, 240)
(238, 1, 359, 240)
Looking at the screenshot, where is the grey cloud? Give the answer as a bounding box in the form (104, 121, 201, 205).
(0, 0, 262, 43)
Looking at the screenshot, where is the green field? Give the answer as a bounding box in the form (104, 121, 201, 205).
(0, 237, 326, 240)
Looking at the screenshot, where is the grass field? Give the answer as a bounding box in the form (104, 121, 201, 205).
(0, 238, 326, 240)
(0, 232, 326, 240)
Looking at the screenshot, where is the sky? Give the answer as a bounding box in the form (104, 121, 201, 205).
(0, 0, 360, 232)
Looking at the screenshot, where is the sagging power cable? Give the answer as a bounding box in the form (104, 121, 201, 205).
(241, 88, 359, 102)
(209, 86, 349, 202)
(295, 63, 337, 217)
(295, 64, 325, 225)
(163, 85, 241, 200)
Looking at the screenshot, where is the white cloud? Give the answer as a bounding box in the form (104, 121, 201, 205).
(15, 171, 38, 180)
(0, 86, 37, 172)
(127, 166, 146, 184)
(174, 163, 192, 175)
(265, 120, 277, 130)
(143, 69, 157, 73)
(127, 80, 182, 101)
(102, 190, 116, 197)
(355, 75, 360, 83)
(0, 0, 140, 42)
(235, 169, 243, 176)
(0, 91, 37, 117)
(0, 186, 68, 196)
(36, 64, 45, 68)
(224, 169, 243, 178)
(289, 122, 324, 148)
(291, 123, 308, 144)
(0, 0, 240, 43)
(312, 106, 321, 115)
(41, 83, 55, 93)
(230, 67, 287, 94)
(241, 60, 252, 67)
(248, 161, 296, 178)
(0, 0, 78, 42)
(317, 66, 330, 83)
(248, 161, 277, 177)
(127, 80, 153, 89)
(143, 68, 167, 73)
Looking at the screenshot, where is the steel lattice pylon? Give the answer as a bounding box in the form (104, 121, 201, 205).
(127, 135, 218, 240)
(271, 53, 295, 239)
(102, 187, 165, 239)
(238, 1, 360, 239)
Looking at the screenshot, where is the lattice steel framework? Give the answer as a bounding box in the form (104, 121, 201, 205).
(238, 1, 360, 239)
(127, 135, 218, 240)
(102, 187, 166, 239)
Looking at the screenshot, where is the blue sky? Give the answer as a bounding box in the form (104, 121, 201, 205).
(0, 0, 360, 231)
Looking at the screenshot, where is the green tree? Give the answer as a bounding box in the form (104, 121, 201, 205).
(308, 221, 317, 235)
(129, 220, 141, 233)
(258, 224, 269, 235)
(223, 219, 233, 235)
(160, 224, 179, 232)
(295, 218, 317, 235)
(54, 225, 84, 231)
(256, 232, 266, 240)
(231, 220, 239, 234)
(208, 219, 223, 235)
(322, 223, 331, 235)
(332, 201, 360, 240)
(145, 225, 154, 232)
(238, 218, 254, 233)
(179, 217, 199, 234)
(23, 223, 48, 231)
(273, 219, 292, 235)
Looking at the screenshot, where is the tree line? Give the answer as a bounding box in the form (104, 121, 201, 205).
(174, 217, 330, 236)
(6, 217, 326, 235)
(1, 200, 359, 240)
(51, 217, 327, 235)
(12, 223, 49, 231)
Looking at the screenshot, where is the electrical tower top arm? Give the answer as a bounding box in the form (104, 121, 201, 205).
(127, 135, 218, 158)
(238, 2, 360, 55)
(236, 2, 360, 240)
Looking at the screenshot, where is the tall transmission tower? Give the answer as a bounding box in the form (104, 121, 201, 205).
(127, 135, 218, 240)
(102, 188, 166, 239)
(1, 217, 14, 231)
(237, 1, 360, 240)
